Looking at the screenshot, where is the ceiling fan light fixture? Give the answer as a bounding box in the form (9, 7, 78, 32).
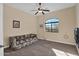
(39, 11, 42, 12)
(33, 3, 50, 15)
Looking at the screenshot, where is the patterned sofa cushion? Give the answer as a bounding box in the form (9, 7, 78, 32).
(9, 34, 38, 49)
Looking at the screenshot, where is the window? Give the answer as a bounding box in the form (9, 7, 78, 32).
(45, 18, 59, 33)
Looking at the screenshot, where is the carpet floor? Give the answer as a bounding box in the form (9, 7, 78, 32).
(4, 39, 78, 56)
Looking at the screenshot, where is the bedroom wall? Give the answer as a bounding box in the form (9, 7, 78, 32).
(76, 4, 79, 27)
(3, 4, 37, 48)
(37, 6, 76, 45)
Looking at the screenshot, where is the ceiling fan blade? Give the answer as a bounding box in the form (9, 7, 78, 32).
(42, 12, 45, 15)
(43, 9, 50, 12)
(35, 12, 38, 15)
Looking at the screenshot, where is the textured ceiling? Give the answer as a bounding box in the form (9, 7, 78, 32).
(8, 3, 76, 16)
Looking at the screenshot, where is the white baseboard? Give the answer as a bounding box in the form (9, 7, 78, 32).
(39, 38, 75, 46)
(49, 39, 75, 45)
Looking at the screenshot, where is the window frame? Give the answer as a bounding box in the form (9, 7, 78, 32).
(45, 18, 59, 33)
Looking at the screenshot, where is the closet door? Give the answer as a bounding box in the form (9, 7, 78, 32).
(0, 48, 3, 56)
(0, 3, 3, 56)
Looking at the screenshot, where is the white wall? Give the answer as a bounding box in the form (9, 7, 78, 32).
(0, 3, 3, 56)
(76, 4, 79, 27)
(37, 6, 76, 45)
(4, 4, 37, 48)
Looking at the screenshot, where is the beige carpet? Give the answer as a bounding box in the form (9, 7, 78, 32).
(4, 39, 78, 56)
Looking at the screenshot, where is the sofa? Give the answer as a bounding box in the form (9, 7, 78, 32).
(9, 34, 38, 49)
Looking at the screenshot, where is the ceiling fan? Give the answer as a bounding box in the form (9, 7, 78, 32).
(32, 3, 50, 15)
